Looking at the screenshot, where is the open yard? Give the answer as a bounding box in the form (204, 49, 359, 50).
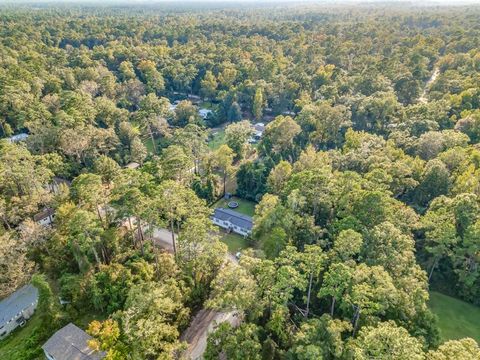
(429, 291, 480, 343)
(208, 129, 226, 150)
(219, 232, 251, 253)
(213, 196, 256, 217)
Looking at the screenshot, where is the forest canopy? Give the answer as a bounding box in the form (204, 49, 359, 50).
(1, 1, 480, 359)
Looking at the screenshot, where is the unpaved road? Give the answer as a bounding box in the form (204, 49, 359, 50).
(181, 309, 241, 360)
(123, 221, 242, 359)
(419, 67, 439, 103)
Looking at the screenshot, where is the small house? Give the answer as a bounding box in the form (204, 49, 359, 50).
(42, 323, 106, 360)
(212, 208, 253, 237)
(34, 208, 55, 227)
(198, 108, 213, 120)
(0, 284, 38, 339)
(249, 122, 265, 143)
(7, 133, 29, 143)
(124, 162, 140, 170)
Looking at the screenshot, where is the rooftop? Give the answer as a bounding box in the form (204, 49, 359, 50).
(124, 162, 140, 169)
(0, 284, 38, 327)
(34, 208, 55, 222)
(42, 323, 105, 360)
(7, 133, 29, 142)
(213, 208, 253, 231)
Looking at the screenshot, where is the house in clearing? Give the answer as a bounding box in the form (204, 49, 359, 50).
(211, 208, 253, 237)
(124, 161, 140, 170)
(42, 323, 106, 360)
(7, 133, 29, 143)
(198, 108, 213, 120)
(0, 284, 39, 339)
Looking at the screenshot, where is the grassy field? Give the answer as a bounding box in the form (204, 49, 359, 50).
(213, 196, 256, 217)
(220, 232, 251, 253)
(429, 291, 480, 343)
(208, 129, 226, 150)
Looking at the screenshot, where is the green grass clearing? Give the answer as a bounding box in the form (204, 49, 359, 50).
(429, 291, 480, 343)
(213, 196, 256, 217)
(208, 129, 226, 150)
(220, 232, 251, 253)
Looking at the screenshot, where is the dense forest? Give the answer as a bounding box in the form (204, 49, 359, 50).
(1, 1, 480, 359)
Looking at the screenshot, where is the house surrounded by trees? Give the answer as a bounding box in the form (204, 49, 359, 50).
(212, 208, 253, 236)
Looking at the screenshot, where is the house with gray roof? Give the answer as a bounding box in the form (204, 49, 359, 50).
(42, 323, 106, 360)
(212, 208, 253, 237)
(0, 284, 38, 339)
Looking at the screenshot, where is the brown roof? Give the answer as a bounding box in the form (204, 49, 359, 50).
(33, 208, 54, 222)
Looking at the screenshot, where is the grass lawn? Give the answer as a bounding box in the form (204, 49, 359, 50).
(429, 291, 480, 343)
(143, 137, 162, 154)
(208, 129, 226, 150)
(0, 312, 43, 360)
(213, 196, 256, 217)
(219, 232, 251, 253)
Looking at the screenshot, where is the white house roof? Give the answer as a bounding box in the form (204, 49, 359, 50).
(7, 133, 29, 142)
(42, 323, 105, 360)
(212, 208, 253, 231)
(199, 109, 213, 119)
(254, 123, 265, 132)
(124, 162, 140, 169)
(0, 284, 38, 327)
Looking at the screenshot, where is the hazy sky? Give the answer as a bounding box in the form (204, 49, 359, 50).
(2, 0, 480, 3)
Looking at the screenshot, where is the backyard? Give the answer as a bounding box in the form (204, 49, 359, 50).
(213, 196, 256, 217)
(429, 291, 480, 343)
(211, 196, 256, 253)
(208, 128, 226, 150)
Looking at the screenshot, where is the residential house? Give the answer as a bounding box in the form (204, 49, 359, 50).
(124, 162, 140, 170)
(0, 284, 38, 339)
(249, 122, 265, 143)
(34, 208, 55, 226)
(7, 133, 29, 143)
(198, 108, 213, 120)
(211, 208, 253, 236)
(42, 323, 106, 360)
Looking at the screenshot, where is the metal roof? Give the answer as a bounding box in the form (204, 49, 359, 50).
(42, 323, 105, 360)
(0, 284, 38, 327)
(212, 208, 253, 231)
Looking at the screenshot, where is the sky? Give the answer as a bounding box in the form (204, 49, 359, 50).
(2, 0, 480, 3)
(2, 0, 480, 5)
